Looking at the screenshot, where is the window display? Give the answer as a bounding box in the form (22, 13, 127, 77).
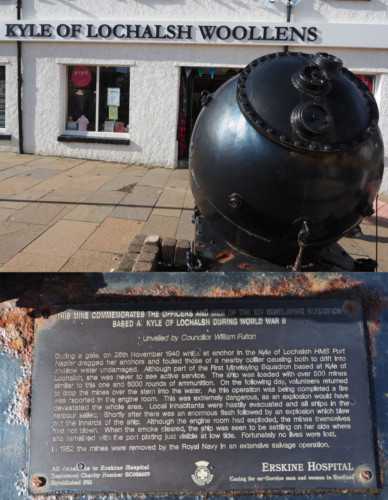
(66, 65, 129, 133)
(0, 66, 5, 129)
(356, 74, 374, 93)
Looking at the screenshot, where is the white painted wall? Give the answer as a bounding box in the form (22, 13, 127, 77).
(0, 0, 387, 191)
(20, 0, 388, 25)
(0, 0, 17, 20)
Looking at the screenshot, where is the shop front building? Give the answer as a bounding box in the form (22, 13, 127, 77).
(0, 0, 387, 192)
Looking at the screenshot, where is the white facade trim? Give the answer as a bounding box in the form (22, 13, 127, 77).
(63, 130, 128, 139)
(55, 58, 135, 66)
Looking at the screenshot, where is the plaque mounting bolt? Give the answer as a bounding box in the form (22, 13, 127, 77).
(359, 470, 372, 482)
(31, 475, 47, 489)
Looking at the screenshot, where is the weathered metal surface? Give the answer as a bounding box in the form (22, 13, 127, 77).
(0, 272, 387, 500)
(29, 299, 376, 495)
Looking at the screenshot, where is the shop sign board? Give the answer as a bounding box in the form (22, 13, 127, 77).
(0, 20, 387, 48)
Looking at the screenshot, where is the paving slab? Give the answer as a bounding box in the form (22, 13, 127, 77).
(28, 172, 75, 192)
(40, 158, 88, 170)
(100, 173, 144, 191)
(0, 163, 18, 172)
(96, 161, 126, 168)
(40, 188, 92, 203)
(123, 165, 148, 177)
(164, 178, 190, 191)
(183, 189, 195, 209)
(0, 221, 47, 264)
(169, 168, 190, 180)
(60, 249, 121, 272)
(87, 165, 128, 177)
(85, 189, 126, 205)
(0, 189, 47, 210)
(63, 203, 114, 223)
(8, 202, 70, 226)
(0, 162, 30, 172)
(153, 187, 186, 218)
(60, 174, 112, 192)
(110, 185, 161, 221)
(81, 217, 144, 254)
(0, 164, 35, 180)
(19, 157, 61, 168)
(0, 208, 17, 221)
(0, 176, 43, 195)
(16, 168, 62, 180)
(337, 236, 368, 257)
(47, 205, 77, 227)
(377, 198, 388, 209)
(0, 153, 38, 165)
(140, 214, 179, 238)
(0, 253, 69, 272)
(62, 162, 101, 175)
(175, 208, 195, 241)
(366, 217, 388, 229)
(22, 220, 98, 257)
(137, 168, 172, 187)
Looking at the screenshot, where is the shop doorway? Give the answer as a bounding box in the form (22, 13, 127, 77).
(177, 67, 241, 166)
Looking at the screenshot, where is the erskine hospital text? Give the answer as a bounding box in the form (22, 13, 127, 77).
(4, 23, 319, 43)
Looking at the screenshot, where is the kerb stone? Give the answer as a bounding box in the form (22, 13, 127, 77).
(174, 239, 190, 266)
(132, 261, 155, 272)
(161, 237, 176, 265)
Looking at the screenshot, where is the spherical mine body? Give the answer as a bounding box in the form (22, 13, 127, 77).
(189, 52, 384, 264)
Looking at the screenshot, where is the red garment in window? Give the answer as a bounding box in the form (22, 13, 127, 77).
(177, 110, 186, 158)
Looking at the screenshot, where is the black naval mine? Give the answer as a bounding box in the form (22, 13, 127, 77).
(188, 52, 384, 271)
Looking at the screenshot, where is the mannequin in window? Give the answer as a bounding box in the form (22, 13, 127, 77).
(77, 114, 89, 131)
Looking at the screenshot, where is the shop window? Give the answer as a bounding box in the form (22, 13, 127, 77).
(177, 67, 241, 160)
(356, 74, 374, 93)
(0, 66, 5, 129)
(66, 65, 130, 134)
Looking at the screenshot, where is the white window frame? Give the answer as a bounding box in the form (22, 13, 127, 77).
(59, 60, 132, 139)
(0, 62, 7, 131)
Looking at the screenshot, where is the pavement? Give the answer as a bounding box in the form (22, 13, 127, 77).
(0, 152, 386, 272)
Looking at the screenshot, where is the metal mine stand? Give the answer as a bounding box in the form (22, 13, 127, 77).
(188, 206, 378, 273)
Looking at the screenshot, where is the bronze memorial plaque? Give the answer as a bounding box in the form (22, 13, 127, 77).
(29, 300, 377, 495)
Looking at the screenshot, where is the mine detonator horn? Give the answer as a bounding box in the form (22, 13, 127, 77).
(292, 218, 311, 271)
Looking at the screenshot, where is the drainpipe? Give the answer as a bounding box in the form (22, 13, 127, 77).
(17, 0, 24, 153)
(284, 0, 293, 53)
